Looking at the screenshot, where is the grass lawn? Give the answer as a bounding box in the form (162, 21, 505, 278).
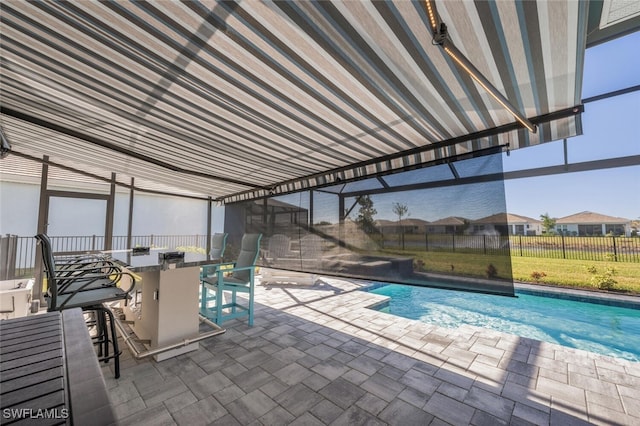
(510, 257, 640, 294)
(387, 250, 640, 295)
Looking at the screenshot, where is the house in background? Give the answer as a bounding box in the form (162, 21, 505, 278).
(375, 218, 429, 234)
(471, 213, 542, 236)
(507, 213, 543, 236)
(426, 216, 469, 235)
(343, 212, 632, 237)
(374, 219, 397, 235)
(399, 218, 430, 234)
(555, 211, 631, 236)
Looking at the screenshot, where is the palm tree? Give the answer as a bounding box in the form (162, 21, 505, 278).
(392, 202, 409, 249)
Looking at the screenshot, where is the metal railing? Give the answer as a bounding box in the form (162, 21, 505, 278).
(0, 234, 209, 279)
(508, 234, 640, 262)
(1, 232, 638, 280)
(377, 233, 640, 262)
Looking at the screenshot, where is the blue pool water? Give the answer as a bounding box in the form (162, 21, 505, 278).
(368, 284, 640, 362)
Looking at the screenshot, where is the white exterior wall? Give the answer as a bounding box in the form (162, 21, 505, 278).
(0, 181, 39, 236)
(555, 224, 579, 235)
(509, 222, 542, 235)
(0, 181, 224, 238)
(529, 223, 543, 235)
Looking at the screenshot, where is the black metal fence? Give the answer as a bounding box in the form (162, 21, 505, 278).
(508, 234, 639, 262)
(2, 232, 638, 280)
(38, 234, 208, 254)
(378, 233, 640, 263)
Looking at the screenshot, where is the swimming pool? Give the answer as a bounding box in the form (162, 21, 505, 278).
(367, 283, 640, 362)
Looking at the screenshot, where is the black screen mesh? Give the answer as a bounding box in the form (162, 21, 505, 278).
(225, 152, 514, 296)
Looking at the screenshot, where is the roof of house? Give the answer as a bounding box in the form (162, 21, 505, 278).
(473, 212, 541, 224)
(400, 218, 430, 226)
(556, 211, 630, 224)
(375, 218, 429, 226)
(428, 216, 468, 226)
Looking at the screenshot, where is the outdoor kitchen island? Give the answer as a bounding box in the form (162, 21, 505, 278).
(107, 248, 225, 362)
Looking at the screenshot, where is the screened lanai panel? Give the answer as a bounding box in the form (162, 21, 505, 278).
(1, 0, 585, 202)
(230, 151, 513, 296)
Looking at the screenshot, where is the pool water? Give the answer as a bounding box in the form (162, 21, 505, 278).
(368, 284, 640, 362)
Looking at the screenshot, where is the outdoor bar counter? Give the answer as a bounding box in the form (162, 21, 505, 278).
(107, 248, 225, 361)
(0, 309, 115, 425)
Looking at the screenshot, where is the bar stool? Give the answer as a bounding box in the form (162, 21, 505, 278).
(35, 234, 135, 378)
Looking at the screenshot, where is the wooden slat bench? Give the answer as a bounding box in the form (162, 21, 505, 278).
(0, 309, 115, 425)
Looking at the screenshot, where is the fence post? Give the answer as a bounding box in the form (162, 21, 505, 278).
(483, 235, 487, 255)
(612, 236, 618, 262)
(561, 234, 566, 259)
(425, 233, 428, 252)
(0, 234, 17, 280)
(92, 235, 96, 251)
(452, 233, 455, 252)
(519, 235, 523, 257)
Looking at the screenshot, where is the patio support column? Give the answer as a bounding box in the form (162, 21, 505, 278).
(104, 173, 116, 251)
(127, 177, 134, 250)
(34, 156, 50, 303)
(338, 194, 345, 248)
(263, 198, 270, 235)
(309, 190, 314, 230)
(206, 197, 212, 255)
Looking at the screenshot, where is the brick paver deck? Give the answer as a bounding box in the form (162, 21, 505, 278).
(104, 275, 640, 425)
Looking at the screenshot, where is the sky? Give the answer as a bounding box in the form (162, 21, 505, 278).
(501, 31, 640, 221)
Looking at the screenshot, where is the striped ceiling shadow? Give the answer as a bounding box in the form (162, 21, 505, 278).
(0, 0, 585, 201)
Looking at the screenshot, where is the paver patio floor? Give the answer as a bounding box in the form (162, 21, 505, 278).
(104, 275, 640, 425)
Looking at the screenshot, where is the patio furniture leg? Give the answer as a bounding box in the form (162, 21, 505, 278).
(104, 307, 120, 379)
(215, 286, 223, 325)
(248, 284, 254, 326)
(101, 310, 109, 362)
(200, 282, 206, 312)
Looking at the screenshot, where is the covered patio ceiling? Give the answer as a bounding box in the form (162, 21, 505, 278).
(0, 1, 592, 202)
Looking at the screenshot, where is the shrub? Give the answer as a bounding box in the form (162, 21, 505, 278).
(486, 263, 498, 278)
(586, 265, 618, 290)
(530, 271, 547, 282)
(175, 245, 206, 254)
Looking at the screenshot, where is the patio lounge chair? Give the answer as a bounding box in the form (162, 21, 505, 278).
(261, 233, 323, 285)
(261, 234, 291, 265)
(300, 234, 324, 267)
(200, 233, 262, 326)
